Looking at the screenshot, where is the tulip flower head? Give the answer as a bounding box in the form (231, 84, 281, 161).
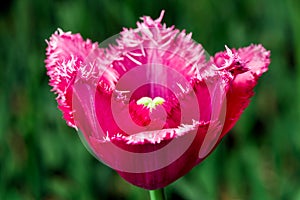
(45, 10, 270, 190)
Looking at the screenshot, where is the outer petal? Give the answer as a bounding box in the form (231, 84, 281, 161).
(89, 74, 229, 189)
(45, 29, 100, 127)
(218, 44, 270, 137)
(114, 122, 221, 190)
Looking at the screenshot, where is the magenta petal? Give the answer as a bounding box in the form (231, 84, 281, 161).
(45, 29, 100, 127)
(116, 121, 222, 190)
(220, 44, 270, 137)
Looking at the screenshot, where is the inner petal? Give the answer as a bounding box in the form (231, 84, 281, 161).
(129, 84, 181, 130)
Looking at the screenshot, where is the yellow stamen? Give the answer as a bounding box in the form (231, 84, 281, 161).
(136, 96, 165, 112)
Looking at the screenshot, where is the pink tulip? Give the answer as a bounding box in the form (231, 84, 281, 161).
(45, 11, 270, 190)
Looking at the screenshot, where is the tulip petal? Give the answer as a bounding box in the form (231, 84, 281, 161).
(45, 29, 100, 127)
(219, 44, 270, 137)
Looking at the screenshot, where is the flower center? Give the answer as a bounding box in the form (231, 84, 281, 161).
(136, 96, 165, 112)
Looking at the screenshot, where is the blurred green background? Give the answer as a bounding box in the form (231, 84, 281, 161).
(0, 0, 299, 199)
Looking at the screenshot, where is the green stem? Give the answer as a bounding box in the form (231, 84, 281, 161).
(149, 188, 166, 200)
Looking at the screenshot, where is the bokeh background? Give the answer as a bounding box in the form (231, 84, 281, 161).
(0, 0, 299, 199)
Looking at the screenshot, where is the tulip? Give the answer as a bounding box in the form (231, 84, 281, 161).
(45, 10, 270, 199)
